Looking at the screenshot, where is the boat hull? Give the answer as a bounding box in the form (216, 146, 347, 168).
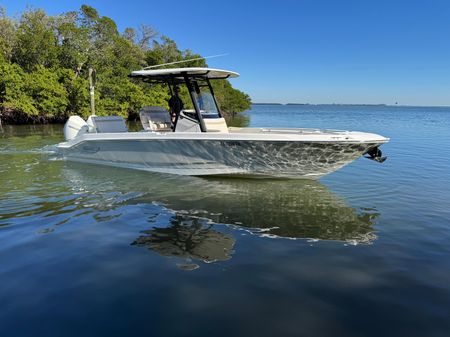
(57, 136, 384, 179)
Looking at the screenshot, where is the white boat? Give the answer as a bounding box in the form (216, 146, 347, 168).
(57, 67, 389, 179)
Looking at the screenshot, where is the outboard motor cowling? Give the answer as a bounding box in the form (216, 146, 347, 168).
(364, 146, 387, 163)
(64, 116, 89, 141)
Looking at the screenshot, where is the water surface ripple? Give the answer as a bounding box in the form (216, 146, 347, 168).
(1, 105, 450, 337)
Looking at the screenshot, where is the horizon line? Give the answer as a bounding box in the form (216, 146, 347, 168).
(252, 102, 450, 108)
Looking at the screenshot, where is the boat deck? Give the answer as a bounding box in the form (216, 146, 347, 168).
(228, 127, 348, 135)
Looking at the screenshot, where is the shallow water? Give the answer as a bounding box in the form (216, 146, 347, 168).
(1, 105, 450, 337)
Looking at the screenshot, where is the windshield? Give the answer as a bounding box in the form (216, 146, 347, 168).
(195, 92, 218, 114)
(193, 82, 219, 116)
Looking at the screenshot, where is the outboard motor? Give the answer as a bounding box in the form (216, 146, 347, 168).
(364, 146, 387, 163)
(64, 116, 89, 141)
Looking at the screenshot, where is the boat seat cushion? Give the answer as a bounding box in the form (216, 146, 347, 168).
(87, 116, 128, 133)
(140, 106, 172, 131)
(204, 117, 229, 133)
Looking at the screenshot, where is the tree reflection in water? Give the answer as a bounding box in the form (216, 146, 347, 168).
(132, 214, 234, 270)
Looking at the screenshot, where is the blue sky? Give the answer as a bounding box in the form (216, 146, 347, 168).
(3, 0, 450, 105)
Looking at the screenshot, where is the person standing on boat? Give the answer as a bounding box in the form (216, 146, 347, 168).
(168, 86, 184, 123)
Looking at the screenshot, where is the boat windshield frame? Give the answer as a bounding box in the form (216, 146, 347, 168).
(130, 69, 230, 132)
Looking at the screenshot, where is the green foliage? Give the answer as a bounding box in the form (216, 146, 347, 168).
(213, 80, 252, 114)
(24, 65, 69, 118)
(0, 5, 251, 124)
(80, 5, 99, 21)
(12, 9, 59, 71)
(0, 57, 37, 115)
(56, 12, 90, 74)
(145, 36, 182, 66)
(58, 68, 90, 116)
(0, 7, 16, 61)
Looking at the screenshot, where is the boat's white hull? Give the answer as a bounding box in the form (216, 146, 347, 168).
(57, 128, 388, 179)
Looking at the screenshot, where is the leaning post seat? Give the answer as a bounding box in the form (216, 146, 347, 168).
(86, 115, 128, 133)
(203, 117, 229, 133)
(139, 106, 172, 132)
(178, 110, 229, 133)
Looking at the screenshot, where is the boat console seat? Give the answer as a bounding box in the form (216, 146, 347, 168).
(86, 115, 128, 133)
(204, 117, 229, 133)
(179, 110, 229, 133)
(140, 106, 172, 132)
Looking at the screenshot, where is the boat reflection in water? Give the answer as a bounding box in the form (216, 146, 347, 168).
(62, 163, 380, 267)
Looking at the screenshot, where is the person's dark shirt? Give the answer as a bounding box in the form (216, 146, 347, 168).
(168, 95, 184, 116)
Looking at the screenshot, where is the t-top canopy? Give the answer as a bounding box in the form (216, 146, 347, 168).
(130, 67, 239, 81)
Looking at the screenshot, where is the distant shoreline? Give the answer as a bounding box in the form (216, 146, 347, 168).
(253, 103, 387, 106)
(252, 103, 450, 108)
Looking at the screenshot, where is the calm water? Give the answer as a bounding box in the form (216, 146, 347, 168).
(1, 105, 450, 337)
